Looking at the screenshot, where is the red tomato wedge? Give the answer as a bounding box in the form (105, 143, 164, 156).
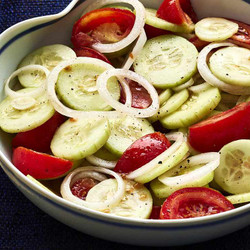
(12, 147, 73, 180)
(74, 47, 111, 64)
(72, 8, 135, 48)
(227, 19, 250, 49)
(189, 35, 210, 51)
(188, 102, 250, 153)
(71, 177, 99, 200)
(120, 79, 152, 109)
(12, 112, 66, 153)
(156, 0, 197, 25)
(144, 24, 171, 39)
(160, 187, 234, 219)
(114, 132, 171, 174)
(149, 206, 161, 219)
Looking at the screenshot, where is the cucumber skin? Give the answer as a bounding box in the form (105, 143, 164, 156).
(134, 142, 189, 184)
(150, 171, 214, 199)
(160, 87, 221, 129)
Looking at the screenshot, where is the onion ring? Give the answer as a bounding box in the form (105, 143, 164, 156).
(173, 78, 194, 92)
(86, 155, 117, 169)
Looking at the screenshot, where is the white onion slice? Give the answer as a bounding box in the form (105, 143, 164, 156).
(47, 57, 128, 119)
(86, 155, 117, 169)
(96, 69, 159, 118)
(70, 170, 107, 185)
(5, 65, 49, 99)
(173, 78, 194, 92)
(61, 166, 125, 210)
(81, 0, 146, 53)
(122, 29, 147, 70)
(188, 82, 211, 93)
(126, 132, 186, 180)
(158, 152, 220, 187)
(197, 42, 250, 95)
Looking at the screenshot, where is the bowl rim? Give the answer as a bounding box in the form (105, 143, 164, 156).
(0, 0, 250, 228)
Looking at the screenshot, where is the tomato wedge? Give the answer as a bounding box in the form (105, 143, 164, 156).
(72, 8, 135, 48)
(189, 35, 210, 51)
(71, 177, 99, 200)
(12, 147, 73, 180)
(114, 132, 171, 174)
(144, 24, 171, 39)
(156, 0, 197, 25)
(188, 102, 250, 153)
(149, 206, 161, 219)
(120, 79, 152, 109)
(160, 187, 234, 219)
(227, 19, 250, 49)
(74, 47, 111, 64)
(12, 112, 66, 153)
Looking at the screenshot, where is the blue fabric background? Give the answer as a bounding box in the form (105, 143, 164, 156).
(0, 0, 250, 249)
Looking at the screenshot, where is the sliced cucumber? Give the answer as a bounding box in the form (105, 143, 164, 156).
(151, 169, 214, 199)
(195, 18, 239, 42)
(105, 116, 154, 156)
(149, 89, 189, 123)
(159, 89, 172, 106)
(27, 175, 53, 194)
(134, 35, 198, 89)
(160, 87, 221, 129)
(93, 147, 119, 161)
(51, 118, 110, 160)
(145, 8, 194, 33)
(86, 179, 153, 219)
(18, 44, 76, 88)
(209, 47, 250, 87)
(0, 89, 54, 133)
(214, 140, 250, 194)
(135, 142, 189, 184)
(56, 63, 120, 111)
(226, 193, 250, 205)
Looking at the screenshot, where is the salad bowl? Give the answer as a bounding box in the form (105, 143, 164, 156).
(0, 0, 250, 246)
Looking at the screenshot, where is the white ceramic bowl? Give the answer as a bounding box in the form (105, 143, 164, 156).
(0, 0, 250, 246)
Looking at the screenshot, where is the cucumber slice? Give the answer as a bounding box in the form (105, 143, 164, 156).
(134, 35, 198, 89)
(214, 140, 250, 194)
(159, 89, 172, 106)
(149, 89, 189, 123)
(18, 44, 76, 88)
(56, 63, 120, 111)
(51, 118, 110, 160)
(27, 175, 53, 194)
(86, 179, 153, 219)
(160, 87, 221, 129)
(0, 89, 54, 133)
(93, 147, 119, 161)
(145, 8, 194, 33)
(151, 169, 214, 199)
(209, 47, 250, 87)
(195, 18, 239, 42)
(105, 116, 154, 156)
(226, 193, 250, 205)
(135, 142, 189, 184)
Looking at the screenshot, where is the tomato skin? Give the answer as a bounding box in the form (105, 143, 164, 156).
(144, 24, 171, 39)
(71, 177, 98, 200)
(74, 47, 111, 64)
(114, 132, 171, 174)
(72, 8, 135, 48)
(160, 187, 234, 219)
(149, 206, 161, 219)
(156, 0, 196, 25)
(188, 102, 250, 153)
(12, 112, 66, 153)
(12, 147, 73, 180)
(227, 20, 250, 49)
(120, 79, 152, 109)
(189, 35, 210, 51)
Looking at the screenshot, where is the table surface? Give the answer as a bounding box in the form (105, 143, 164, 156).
(1, 0, 250, 249)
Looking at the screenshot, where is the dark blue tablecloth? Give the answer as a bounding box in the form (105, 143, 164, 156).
(0, 0, 250, 249)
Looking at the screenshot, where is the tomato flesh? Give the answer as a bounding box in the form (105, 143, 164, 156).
(156, 0, 197, 25)
(188, 102, 250, 153)
(72, 8, 135, 48)
(120, 79, 152, 109)
(74, 47, 111, 64)
(189, 35, 210, 51)
(114, 132, 171, 174)
(12, 147, 73, 180)
(160, 187, 234, 219)
(12, 112, 66, 153)
(71, 178, 99, 200)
